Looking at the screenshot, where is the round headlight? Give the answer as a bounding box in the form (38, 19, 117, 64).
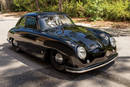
(77, 46, 87, 60)
(110, 37, 116, 47)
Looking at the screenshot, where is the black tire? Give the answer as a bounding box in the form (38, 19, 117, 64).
(11, 39, 21, 52)
(50, 51, 65, 72)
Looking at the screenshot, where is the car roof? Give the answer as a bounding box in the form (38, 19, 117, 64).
(24, 12, 66, 16)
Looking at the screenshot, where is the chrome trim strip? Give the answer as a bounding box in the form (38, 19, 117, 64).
(66, 56, 117, 73)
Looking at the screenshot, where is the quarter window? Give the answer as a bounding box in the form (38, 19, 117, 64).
(25, 16, 37, 29)
(16, 16, 26, 27)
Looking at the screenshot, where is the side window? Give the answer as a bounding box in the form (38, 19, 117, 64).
(16, 16, 26, 27)
(25, 16, 37, 29)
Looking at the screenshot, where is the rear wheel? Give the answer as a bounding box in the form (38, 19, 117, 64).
(51, 51, 65, 72)
(11, 39, 20, 52)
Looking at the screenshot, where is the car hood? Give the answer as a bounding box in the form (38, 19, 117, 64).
(46, 25, 108, 50)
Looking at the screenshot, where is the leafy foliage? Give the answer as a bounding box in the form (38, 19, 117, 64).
(12, 0, 130, 21)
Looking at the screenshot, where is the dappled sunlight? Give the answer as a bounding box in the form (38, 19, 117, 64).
(100, 56, 130, 74)
(0, 60, 28, 74)
(104, 56, 130, 81)
(0, 42, 130, 87)
(0, 43, 130, 87)
(0, 43, 44, 77)
(115, 37, 130, 57)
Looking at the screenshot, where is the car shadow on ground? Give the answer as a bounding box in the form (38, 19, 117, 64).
(0, 43, 130, 87)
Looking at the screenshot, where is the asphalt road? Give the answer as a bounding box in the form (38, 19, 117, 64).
(0, 16, 130, 87)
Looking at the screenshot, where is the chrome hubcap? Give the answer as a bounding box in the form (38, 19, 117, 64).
(55, 53, 63, 64)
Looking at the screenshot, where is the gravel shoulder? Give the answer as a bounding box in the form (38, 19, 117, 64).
(76, 23, 130, 37)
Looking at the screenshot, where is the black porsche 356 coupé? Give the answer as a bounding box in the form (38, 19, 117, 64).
(7, 12, 118, 73)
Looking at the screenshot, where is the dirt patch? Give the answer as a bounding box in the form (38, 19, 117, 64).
(72, 18, 130, 29)
(0, 12, 28, 18)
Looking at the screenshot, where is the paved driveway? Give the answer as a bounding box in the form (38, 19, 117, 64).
(0, 16, 130, 87)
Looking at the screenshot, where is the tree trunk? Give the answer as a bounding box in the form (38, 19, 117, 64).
(0, 0, 13, 12)
(58, 0, 62, 12)
(0, 0, 7, 12)
(35, 0, 40, 11)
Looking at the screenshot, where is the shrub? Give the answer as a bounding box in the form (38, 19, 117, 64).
(102, 0, 130, 21)
(84, 0, 104, 21)
(63, 0, 85, 17)
(12, 0, 130, 21)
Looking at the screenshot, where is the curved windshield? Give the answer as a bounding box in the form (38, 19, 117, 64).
(39, 14, 74, 30)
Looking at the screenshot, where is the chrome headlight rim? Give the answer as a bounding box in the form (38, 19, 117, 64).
(110, 37, 116, 47)
(77, 46, 87, 60)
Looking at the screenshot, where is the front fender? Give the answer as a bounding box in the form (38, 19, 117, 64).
(43, 40, 76, 57)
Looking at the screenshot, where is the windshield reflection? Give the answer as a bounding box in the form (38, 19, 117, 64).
(40, 14, 74, 30)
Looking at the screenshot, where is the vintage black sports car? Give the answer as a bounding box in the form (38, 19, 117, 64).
(7, 12, 118, 73)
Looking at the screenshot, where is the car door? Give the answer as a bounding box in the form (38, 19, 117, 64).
(12, 16, 27, 47)
(20, 16, 46, 58)
(12, 15, 45, 58)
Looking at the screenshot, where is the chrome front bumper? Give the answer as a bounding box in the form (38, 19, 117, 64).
(66, 53, 118, 73)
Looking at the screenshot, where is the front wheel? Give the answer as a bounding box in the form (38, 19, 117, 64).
(51, 51, 65, 72)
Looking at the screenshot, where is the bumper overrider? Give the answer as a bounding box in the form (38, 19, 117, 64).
(66, 53, 118, 73)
